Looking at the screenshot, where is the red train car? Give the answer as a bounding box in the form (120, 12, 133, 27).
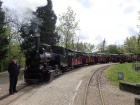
(108, 54, 119, 63)
(124, 53, 134, 62)
(96, 53, 107, 63)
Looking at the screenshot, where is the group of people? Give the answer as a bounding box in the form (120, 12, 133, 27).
(8, 56, 20, 95)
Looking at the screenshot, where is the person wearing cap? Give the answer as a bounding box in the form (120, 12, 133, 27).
(8, 56, 20, 95)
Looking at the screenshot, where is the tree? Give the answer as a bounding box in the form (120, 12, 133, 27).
(4, 8, 23, 44)
(57, 6, 80, 49)
(107, 44, 120, 54)
(4, 7, 26, 67)
(0, 1, 9, 71)
(36, 0, 59, 45)
(97, 39, 107, 53)
(77, 42, 94, 52)
(124, 36, 138, 53)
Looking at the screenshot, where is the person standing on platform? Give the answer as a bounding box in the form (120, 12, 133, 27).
(8, 56, 20, 95)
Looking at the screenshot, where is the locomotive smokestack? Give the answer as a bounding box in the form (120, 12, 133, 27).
(34, 26, 40, 51)
(35, 35, 40, 51)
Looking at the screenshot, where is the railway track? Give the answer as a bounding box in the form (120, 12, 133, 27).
(84, 65, 110, 105)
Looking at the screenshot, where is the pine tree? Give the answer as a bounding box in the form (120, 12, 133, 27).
(0, 1, 9, 71)
(0, 1, 9, 60)
(36, 0, 59, 45)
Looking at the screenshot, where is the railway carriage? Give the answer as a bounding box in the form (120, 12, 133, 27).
(119, 53, 134, 63)
(75, 51, 83, 66)
(119, 54, 126, 63)
(124, 53, 134, 63)
(86, 52, 95, 65)
(96, 53, 107, 63)
(51, 46, 73, 70)
(108, 54, 119, 63)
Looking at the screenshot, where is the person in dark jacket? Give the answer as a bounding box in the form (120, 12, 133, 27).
(8, 56, 20, 95)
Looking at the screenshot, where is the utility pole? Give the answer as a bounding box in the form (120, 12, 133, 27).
(103, 38, 105, 53)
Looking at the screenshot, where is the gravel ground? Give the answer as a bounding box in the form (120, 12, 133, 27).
(86, 65, 137, 105)
(0, 63, 137, 105)
(0, 64, 112, 105)
(0, 71, 25, 98)
(101, 69, 138, 105)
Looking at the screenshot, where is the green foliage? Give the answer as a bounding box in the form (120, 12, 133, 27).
(107, 44, 120, 54)
(57, 6, 79, 49)
(4, 43, 25, 70)
(0, 1, 9, 59)
(124, 36, 138, 53)
(96, 39, 107, 53)
(0, 23, 25, 72)
(36, 0, 59, 45)
(77, 42, 94, 52)
(106, 63, 140, 86)
(0, 1, 10, 71)
(0, 7, 25, 72)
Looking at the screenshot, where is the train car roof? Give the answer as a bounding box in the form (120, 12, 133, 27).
(124, 53, 134, 55)
(51, 45, 73, 52)
(96, 53, 107, 55)
(108, 54, 119, 55)
(41, 44, 51, 47)
(119, 53, 134, 56)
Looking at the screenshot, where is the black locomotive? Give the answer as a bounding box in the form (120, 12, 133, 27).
(23, 21, 63, 83)
(24, 43, 63, 83)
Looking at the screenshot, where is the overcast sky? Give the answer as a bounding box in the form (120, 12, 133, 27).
(1, 0, 140, 45)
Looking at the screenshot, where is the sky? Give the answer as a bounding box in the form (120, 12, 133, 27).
(1, 0, 140, 46)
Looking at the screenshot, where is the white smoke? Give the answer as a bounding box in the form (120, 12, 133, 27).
(1, 0, 47, 23)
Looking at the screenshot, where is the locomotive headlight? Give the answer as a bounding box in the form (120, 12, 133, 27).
(39, 64, 44, 70)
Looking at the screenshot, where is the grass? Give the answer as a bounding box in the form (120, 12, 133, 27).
(106, 63, 140, 86)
